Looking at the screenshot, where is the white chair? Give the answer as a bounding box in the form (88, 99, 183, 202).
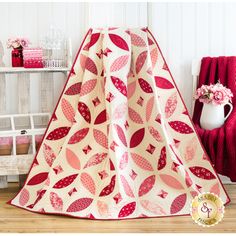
(191, 59, 233, 184)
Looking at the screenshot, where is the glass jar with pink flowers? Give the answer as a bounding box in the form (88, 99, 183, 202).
(195, 82, 233, 130)
(7, 38, 30, 67)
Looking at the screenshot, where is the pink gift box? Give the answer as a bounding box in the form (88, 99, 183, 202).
(23, 48, 43, 68)
(23, 47, 43, 54)
(16, 136, 31, 144)
(0, 137, 13, 146)
(0, 136, 32, 145)
(24, 59, 43, 68)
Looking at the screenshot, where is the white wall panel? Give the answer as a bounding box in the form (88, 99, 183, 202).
(0, 2, 147, 114)
(181, 3, 196, 111)
(224, 2, 236, 55)
(148, 3, 168, 57)
(195, 2, 209, 58)
(0, 3, 8, 115)
(149, 2, 236, 111)
(166, 3, 182, 92)
(1, 2, 236, 114)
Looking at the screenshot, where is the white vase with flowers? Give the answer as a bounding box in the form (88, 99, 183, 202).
(195, 82, 233, 130)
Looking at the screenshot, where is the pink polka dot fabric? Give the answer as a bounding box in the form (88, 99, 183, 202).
(8, 27, 229, 219)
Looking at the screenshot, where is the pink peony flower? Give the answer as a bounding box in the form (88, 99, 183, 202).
(7, 37, 30, 49)
(20, 38, 30, 48)
(195, 82, 233, 105)
(213, 90, 225, 105)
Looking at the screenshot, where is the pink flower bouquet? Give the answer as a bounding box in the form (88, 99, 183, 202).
(7, 37, 30, 49)
(195, 83, 233, 105)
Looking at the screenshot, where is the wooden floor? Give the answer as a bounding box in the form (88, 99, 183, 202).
(0, 183, 236, 233)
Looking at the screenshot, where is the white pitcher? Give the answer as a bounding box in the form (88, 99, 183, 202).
(200, 102, 233, 130)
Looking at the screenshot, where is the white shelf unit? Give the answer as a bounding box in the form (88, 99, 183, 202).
(0, 39, 72, 188)
(0, 66, 70, 188)
(0, 69, 71, 188)
(0, 67, 71, 74)
(0, 113, 51, 188)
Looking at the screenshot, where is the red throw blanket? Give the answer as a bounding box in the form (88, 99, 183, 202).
(193, 56, 236, 181)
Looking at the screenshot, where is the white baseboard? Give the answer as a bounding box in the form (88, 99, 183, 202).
(7, 175, 19, 182)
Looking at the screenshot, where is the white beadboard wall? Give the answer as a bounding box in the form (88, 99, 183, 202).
(1, 2, 236, 114)
(149, 2, 236, 111)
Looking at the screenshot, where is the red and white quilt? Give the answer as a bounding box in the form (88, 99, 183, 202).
(9, 27, 229, 219)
